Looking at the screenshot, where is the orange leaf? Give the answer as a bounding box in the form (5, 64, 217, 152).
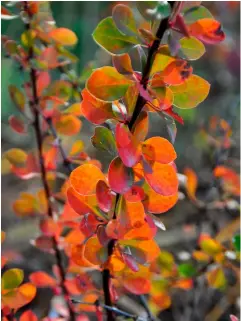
(124, 186, 145, 203)
(48, 28, 78, 46)
(37, 71, 50, 96)
(2, 283, 36, 310)
(188, 18, 225, 44)
(83, 236, 104, 265)
(161, 60, 193, 85)
(54, 114, 82, 136)
(64, 228, 85, 245)
(214, 166, 240, 196)
(71, 244, 96, 268)
(183, 167, 198, 200)
(29, 271, 57, 288)
(142, 137, 176, 164)
(67, 187, 99, 217)
(144, 161, 178, 196)
(143, 184, 178, 214)
(81, 89, 113, 125)
(70, 164, 105, 196)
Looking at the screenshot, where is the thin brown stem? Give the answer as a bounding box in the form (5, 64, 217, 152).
(102, 4, 176, 320)
(23, 2, 75, 320)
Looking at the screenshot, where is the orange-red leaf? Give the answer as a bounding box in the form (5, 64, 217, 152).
(144, 184, 178, 214)
(81, 89, 113, 124)
(19, 310, 38, 321)
(161, 60, 193, 85)
(8, 115, 26, 134)
(144, 161, 178, 196)
(70, 164, 105, 196)
(188, 19, 225, 44)
(29, 271, 57, 288)
(142, 137, 176, 164)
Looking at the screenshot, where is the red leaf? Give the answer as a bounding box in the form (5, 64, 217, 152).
(108, 157, 134, 194)
(96, 180, 113, 213)
(19, 310, 38, 321)
(116, 123, 141, 167)
(8, 115, 26, 134)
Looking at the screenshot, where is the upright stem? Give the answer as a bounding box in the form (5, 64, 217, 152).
(102, 4, 175, 320)
(24, 2, 75, 320)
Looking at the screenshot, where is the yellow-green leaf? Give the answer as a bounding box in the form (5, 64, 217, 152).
(4, 148, 28, 167)
(180, 36, 205, 60)
(170, 74, 210, 109)
(2, 269, 24, 290)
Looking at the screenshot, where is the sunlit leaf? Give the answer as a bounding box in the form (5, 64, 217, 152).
(179, 36, 205, 60)
(155, 251, 174, 272)
(142, 137, 176, 164)
(170, 74, 210, 109)
(64, 103, 82, 117)
(70, 164, 105, 196)
(150, 46, 175, 76)
(143, 184, 178, 214)
(86, 66, 132, 102)
(188, 18, 225, 44)
(214, 166, 240, 196)
(108, 157, 134, 194)
(112, 4, 138, 36)
(144, 161, 178, 196)
(2, 269, 24, 290)
(71, 244, 96, 267)
(36, 71, 51, 96)
(84, 235, 106, 265)
(161, 60, 193, 85)
(91, 126, 117, 156)
(92, 17, 139, 55)
(2, 283, 36, 310)
(48, 28, 78, 46)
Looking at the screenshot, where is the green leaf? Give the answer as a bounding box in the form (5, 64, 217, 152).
(233, 234, 240, 252)
(170, 74, 210, 109)
(178, 263, 196, 277)
(179, 36, 205, 60)
(2, 269, 24, 290)
(92, 17, 139, 55)
(91, 126, 117, 156)
(136, 1, 158, 20)
(184, 5, 213, 24)
(86, 66, 133, 102)
(112, 4, 138, 36)
(8, 85, 25, 111)
(156, 2, 171, 18)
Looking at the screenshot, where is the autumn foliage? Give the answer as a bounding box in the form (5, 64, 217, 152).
(1, 2, 240, 321)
